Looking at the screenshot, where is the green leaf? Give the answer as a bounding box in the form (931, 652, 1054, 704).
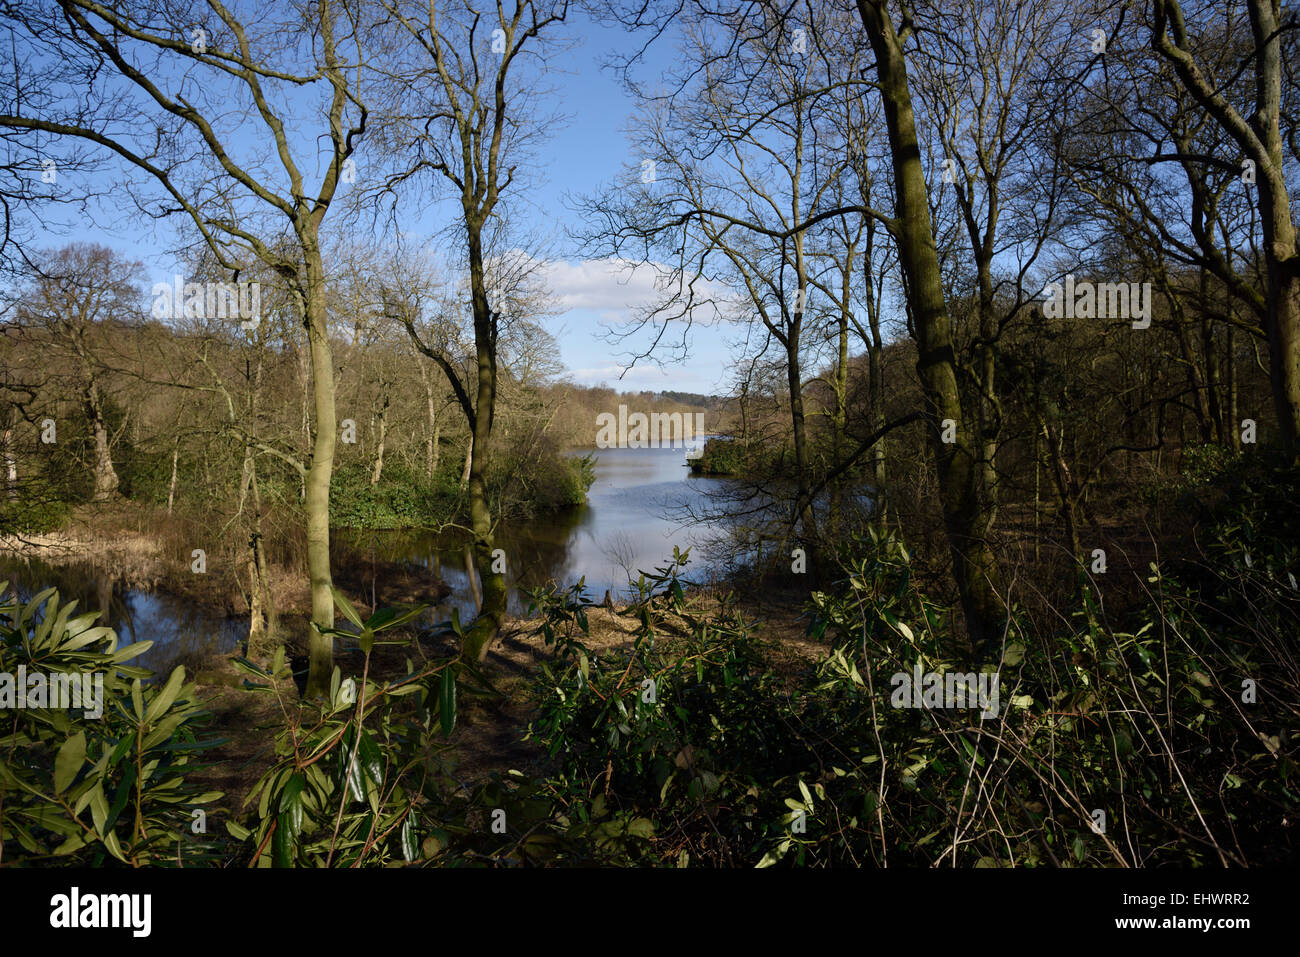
(102, 829, 128, 863)
(279, 772, 306, 836)
(399, 814, 419, 862)
(273, 812, 294, 868)
(108, 641, 154, 664)
(797, 779, 813, 808)
(53, 833, 89, 856)
(356, 732, 384, 789)
(20, 587, 57, 628)
(342, 736, 365, 803)
(88, 784, 109, 836)
(365, 604, 426, 633)
(61, 626, 116, 652)
(129, 680, 145, 721)
(226, 820, 252, 841)
(230, 656, 270, 679)
(73, 783, 97, 816)
(331, 586, 365, 629)
(54, 732, 86, 794)
(104, 765, 136, 833)
(145, 666, 186, 723)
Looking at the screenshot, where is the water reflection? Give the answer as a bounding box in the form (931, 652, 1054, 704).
(1, 445, 728, 665)
(339, 444, 730, 620)
(0, 551, 246, 675)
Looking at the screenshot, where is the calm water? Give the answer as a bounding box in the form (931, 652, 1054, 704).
(0, 552, 247, 675)
(0, 445, 728, 670)
(339, 444, 729, 619)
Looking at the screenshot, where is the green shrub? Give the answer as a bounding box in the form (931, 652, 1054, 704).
(0, 583, 224, 865)
(0, 476, 71, 534)
(689, 437, 745, 476)
(229, 591, 579, 867)
(1179, 442, 1235, 488)
(329, 463, 457, 530)
(524, 551, 802, 865)
(522, 500, 1298, 866)
(488, 445, 596, 516)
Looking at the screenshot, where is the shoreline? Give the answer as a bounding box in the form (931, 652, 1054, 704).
(0, 505, 453, 635)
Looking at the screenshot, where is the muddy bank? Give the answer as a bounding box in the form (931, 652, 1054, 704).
(1, 502, 453, 622)
(187, 586, 821, 826)
(0, 502, 457, 690)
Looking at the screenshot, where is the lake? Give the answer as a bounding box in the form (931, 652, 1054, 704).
(0, 444, 729, 672)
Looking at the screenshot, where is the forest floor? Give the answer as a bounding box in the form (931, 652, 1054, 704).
(5, 499, 1191, 837)
(185, 581, 826, 830)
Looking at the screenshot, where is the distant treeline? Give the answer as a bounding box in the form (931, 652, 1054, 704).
(543, 383, 719, 449)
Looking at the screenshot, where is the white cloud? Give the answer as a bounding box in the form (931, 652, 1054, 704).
(568, 363, 682, 384)
(541, 258, 673, 312)
(569, 364, 629, 379)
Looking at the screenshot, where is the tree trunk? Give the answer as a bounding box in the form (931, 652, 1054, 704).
(830, 297, 850, 539)
(247, 545, 265, 655)
(421, 366, 439, 477)
(246, 528, 277, 663)
(1203, 316, 1225, 445)
(1227, 325, 1239, 451)
(1042, 417, 1081, 557)
(166, 440, 178, 513)
(1033, 427, 1041, 563)
(1153, 0, 1300, 454)
(857, 0, 1005, 657)
(1269, 270, 1300, 450)
(3, 425, 16, 500)
(371, 392, 388, 486)
(302, 247, 338, 700)
(85, 379, 119, 501)
(241, 449, 277, 663)
(460, 436, 472, 490)
(974, 268, 1001, 548)
(460, 226, 508, 662)
(868, 343, 887, 519)
(255, 529, 276, 650)
(464, 544, 482, 611)
(864, 253, 888, 523)
(1199, 268, 1226, 445)
(785, 318, 814, 550)
(1171, 287, 1213, 442)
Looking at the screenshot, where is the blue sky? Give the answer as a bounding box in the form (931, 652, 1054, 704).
(437, 12, 739, 394)
(23, 7, 736, 397)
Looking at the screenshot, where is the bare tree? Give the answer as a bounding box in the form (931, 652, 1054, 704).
(0, 0, 372, 697)
(13, 243, 142, 501)
(372, 0, 570, 662)
(853, 0, 1009, 656)
(1150, 0, 1300, 454)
